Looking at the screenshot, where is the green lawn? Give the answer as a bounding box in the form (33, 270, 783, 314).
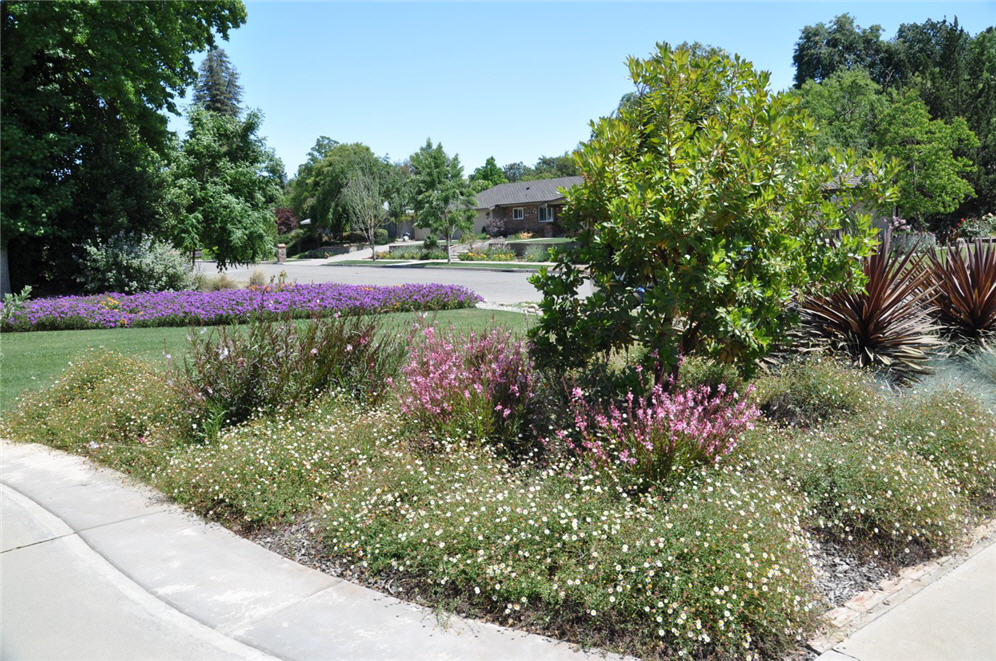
(0, 308, 531, 413)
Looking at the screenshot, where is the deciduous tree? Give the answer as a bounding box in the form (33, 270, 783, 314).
(469, 156, 508, 192)
(409, 140, 475, 263)
(0, 0, 245, 293)
(341, 171, 387, 260)
(797, 69, 978, 229)
(168, 109, 284, 269)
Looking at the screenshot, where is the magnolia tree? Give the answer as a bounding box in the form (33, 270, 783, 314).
(529, 44, 892, 382)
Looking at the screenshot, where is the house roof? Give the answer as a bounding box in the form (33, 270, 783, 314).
(475, 176, 582, 209)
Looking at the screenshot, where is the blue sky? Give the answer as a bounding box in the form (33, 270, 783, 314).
(170, 1, 994, 178)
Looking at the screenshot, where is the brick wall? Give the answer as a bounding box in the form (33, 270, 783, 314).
(490, 204, 564, 236)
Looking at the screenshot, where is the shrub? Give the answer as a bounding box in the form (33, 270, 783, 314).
(1, 350, 188, 477)
(800, 234, 942, 384)
(926, 238, 996, 340)
(374, 228, 390, 245)
(397, 323, 537, 456)
(740, 424, 968, 562)
(555, 382, 759, 490)
(676, 355, 745, 396)
(530, 43, 885, 382)
(458, 246, 516, 262)
(341, 231, 367, 244)
(175, 314, 406, 438)
(156, 400, 400, 526)
(323, 448, 817, 659)
(522, 245, 551, 262)
(876, 391, 996, 510)
(1, 285, 32, 326)
(888, 230, 937, 256)
(422, 234, 439, 250)
(420, 248, 447, 260)
(751, 359, 882, 427)
(76, 232, 194, 294)
(958, 213, 996, 240)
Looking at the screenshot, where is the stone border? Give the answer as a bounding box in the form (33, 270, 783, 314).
(807, 518, 996, 654)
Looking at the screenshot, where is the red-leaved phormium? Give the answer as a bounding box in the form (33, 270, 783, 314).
(554, 382, 759, 488)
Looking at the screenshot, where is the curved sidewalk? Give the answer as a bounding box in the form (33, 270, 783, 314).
(1, 440, 616, 661)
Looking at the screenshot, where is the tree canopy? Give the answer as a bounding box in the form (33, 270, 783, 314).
(1, 0, 246, 293)
(286, 140, 400, 239)
(793, 14, 995, 220)
(469, 156, 508, 192)
(500, 152, 580, 183)
(409, 139, 475, 262)
(530, 44, 890, 381)
(193, 48, 243, 117)
(797, 69, 977, 227)
(167, 108, 284, 269)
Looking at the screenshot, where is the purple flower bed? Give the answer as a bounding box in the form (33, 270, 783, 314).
(1, 283, 483, 332)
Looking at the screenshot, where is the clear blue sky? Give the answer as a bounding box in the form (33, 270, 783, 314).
(170, 1, 994, 178)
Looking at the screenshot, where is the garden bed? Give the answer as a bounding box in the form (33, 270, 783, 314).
(3, 310, 993, 660)
(0, 282, 481, 332)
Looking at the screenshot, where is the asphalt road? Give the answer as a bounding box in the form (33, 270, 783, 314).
(195, 259, 592, 305)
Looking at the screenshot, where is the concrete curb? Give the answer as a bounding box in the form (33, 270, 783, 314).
(1, 440, 620, 661)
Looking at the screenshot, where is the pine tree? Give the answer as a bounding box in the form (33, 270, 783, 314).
(192, 48, 242, 116)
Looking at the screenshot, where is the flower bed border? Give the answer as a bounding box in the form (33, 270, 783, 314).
(1, 283, 483, 332)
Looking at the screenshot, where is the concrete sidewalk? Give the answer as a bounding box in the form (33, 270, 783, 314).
(1, 440, 614, 661)
(816, 536, 996, 661)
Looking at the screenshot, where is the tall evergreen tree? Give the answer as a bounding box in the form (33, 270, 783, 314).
(193, 48, 242, 116)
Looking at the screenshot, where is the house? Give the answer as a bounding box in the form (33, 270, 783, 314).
(473, 176, 582, 237)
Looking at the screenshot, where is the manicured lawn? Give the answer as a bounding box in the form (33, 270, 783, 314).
(0, 308, 531, 413)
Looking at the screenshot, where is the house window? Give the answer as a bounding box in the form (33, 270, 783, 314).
(538, 205, 554, 222)
(512, 207, 524, 220)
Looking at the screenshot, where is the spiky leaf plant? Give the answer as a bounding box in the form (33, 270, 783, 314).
(800, 232, 942, 384)
(926, 239, 996, 341)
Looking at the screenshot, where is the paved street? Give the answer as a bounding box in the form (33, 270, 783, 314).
(195, 258, 593, 305)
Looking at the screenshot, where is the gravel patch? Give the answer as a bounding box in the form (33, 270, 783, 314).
(806, 535, 892, 607)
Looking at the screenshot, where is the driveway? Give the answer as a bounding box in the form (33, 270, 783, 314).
(195, 259, 592, 305)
